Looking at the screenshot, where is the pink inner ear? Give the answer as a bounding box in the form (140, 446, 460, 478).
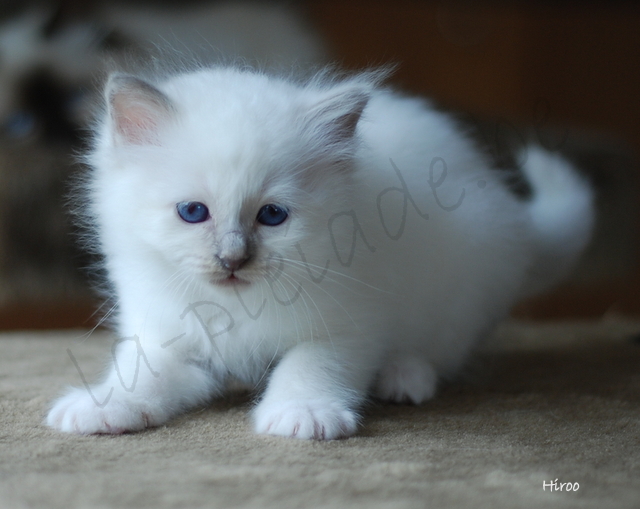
(114, 102, 162, 145)
(112, 96, 165, 146)
(108, 76, 174, 146)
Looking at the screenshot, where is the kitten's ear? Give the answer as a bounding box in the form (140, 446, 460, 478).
(106, 74, 175, 146)
(304, 86, 370, 147)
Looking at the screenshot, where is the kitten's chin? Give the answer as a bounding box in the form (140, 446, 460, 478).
(211, 274, 251, 288)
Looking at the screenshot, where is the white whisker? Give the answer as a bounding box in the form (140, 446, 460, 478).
(277, 256, 394, 296)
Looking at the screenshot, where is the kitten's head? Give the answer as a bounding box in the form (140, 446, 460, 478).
(90, 68, 375, 292)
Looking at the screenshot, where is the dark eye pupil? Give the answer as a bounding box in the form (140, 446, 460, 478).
(257, 204, 288, 226)
(177, 201, 209, 223)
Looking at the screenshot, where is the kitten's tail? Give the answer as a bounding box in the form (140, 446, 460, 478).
(520, 145, 595, 297)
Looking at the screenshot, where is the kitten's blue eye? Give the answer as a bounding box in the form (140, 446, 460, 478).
(177, 201, 209, 223)
(257, 204, 289, 226)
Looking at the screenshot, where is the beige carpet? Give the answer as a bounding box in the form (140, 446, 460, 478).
(1, 320, 639, 509)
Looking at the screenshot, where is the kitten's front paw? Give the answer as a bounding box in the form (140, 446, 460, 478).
(253, 399, 358, 440)
(46, 386, 164, 434)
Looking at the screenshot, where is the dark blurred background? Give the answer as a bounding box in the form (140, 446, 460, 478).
(0, 0, 638, 328)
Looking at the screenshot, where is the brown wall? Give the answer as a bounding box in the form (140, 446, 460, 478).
(311, 1, 640, 149)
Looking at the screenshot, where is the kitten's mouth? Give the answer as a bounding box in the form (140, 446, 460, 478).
(213, 274, 250, 287)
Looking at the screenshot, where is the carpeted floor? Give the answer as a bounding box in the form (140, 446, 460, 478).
(1, 320, 639, 509)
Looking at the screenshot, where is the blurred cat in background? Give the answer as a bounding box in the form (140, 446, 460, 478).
(0, 0, 326, 304)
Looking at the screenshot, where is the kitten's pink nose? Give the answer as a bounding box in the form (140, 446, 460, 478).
(216, 255, 249, 272)
(216, 231, 250, 272)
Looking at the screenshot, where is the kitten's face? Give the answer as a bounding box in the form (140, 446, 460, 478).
(138, 142, 321, 290)
(96, 71, 369, 292)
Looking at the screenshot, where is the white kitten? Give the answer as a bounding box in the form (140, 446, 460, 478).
(46, 67, 593, 439)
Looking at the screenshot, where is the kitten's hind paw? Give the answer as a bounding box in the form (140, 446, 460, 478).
(374, 355, 438, 404)
(253, 398, 358, 440)
(46, 386, 164, 434)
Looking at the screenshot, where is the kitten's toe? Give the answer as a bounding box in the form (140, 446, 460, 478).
(375, 355, 438, 404)
(46, 386, 162, 434)
(253, 398, 358, 440)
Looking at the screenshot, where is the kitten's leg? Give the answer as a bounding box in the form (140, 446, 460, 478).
(47, 338, 219, 434)
(374, 354, 438, 404)
(253, 341, 377, 440)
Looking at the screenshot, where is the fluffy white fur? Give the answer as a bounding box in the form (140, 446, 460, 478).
(47, 67, 594, 439)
